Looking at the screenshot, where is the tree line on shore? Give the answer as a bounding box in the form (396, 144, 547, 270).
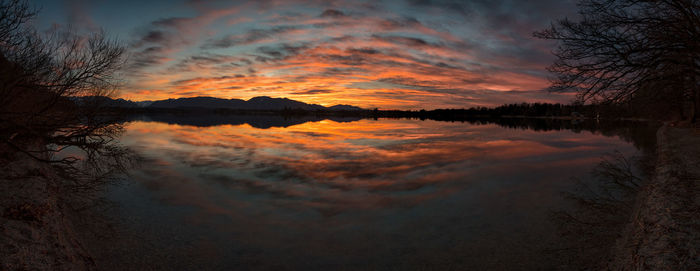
(368, 102, 647, 120)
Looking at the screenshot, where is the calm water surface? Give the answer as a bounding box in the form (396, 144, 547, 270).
(95, 117, 652, 270)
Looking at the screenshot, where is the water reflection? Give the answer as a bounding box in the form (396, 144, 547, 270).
(548, 150, 655, 269)
(96, 115, 657, 270)
(127, 112, 362, 129)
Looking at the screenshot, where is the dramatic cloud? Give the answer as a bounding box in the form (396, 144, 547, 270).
(292, 89, 336, 95)
(202, 26, 304, 49)
(32, 0, 578, 109)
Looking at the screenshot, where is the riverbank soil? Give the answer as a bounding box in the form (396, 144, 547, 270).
(612, 125, 700, 270)
(0, 149, 94, 270)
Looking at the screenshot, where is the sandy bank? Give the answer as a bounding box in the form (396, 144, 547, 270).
(611, 125, 700, 270)
(0, 148, 94, 270)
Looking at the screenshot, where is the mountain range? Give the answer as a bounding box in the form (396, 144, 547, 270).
(74, 96, 364, 111)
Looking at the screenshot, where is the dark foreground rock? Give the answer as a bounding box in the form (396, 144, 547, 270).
(0, 149, 94, 270)
(611, 125, 700, 270)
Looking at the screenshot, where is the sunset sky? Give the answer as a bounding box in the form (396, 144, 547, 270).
(30, 0, 578, 109)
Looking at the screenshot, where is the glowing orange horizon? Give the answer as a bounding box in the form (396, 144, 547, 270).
(89, 1, 579, 110)
(119, 42, 561, 109)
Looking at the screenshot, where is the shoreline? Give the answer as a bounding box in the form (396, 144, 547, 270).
(611, 124, 700, 270)
(0, 147, 94, 270)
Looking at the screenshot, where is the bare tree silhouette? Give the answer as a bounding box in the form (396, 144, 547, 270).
(0, 0, 134, 192)
(535, 0, 700, 122)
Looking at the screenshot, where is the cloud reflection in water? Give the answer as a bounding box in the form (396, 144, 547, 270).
(110, 118, 640, 269)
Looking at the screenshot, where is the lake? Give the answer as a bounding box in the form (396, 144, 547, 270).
(86, 116, 657, 270)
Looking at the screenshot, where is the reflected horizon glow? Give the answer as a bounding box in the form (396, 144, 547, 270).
(105, 118, 642, 269)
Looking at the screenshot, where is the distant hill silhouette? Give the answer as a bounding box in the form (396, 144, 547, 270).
(71, 96, 139, 108)
(73, 96, 364, 111)
(328, 104, 363, 111)
(149, 97, 247, 109)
